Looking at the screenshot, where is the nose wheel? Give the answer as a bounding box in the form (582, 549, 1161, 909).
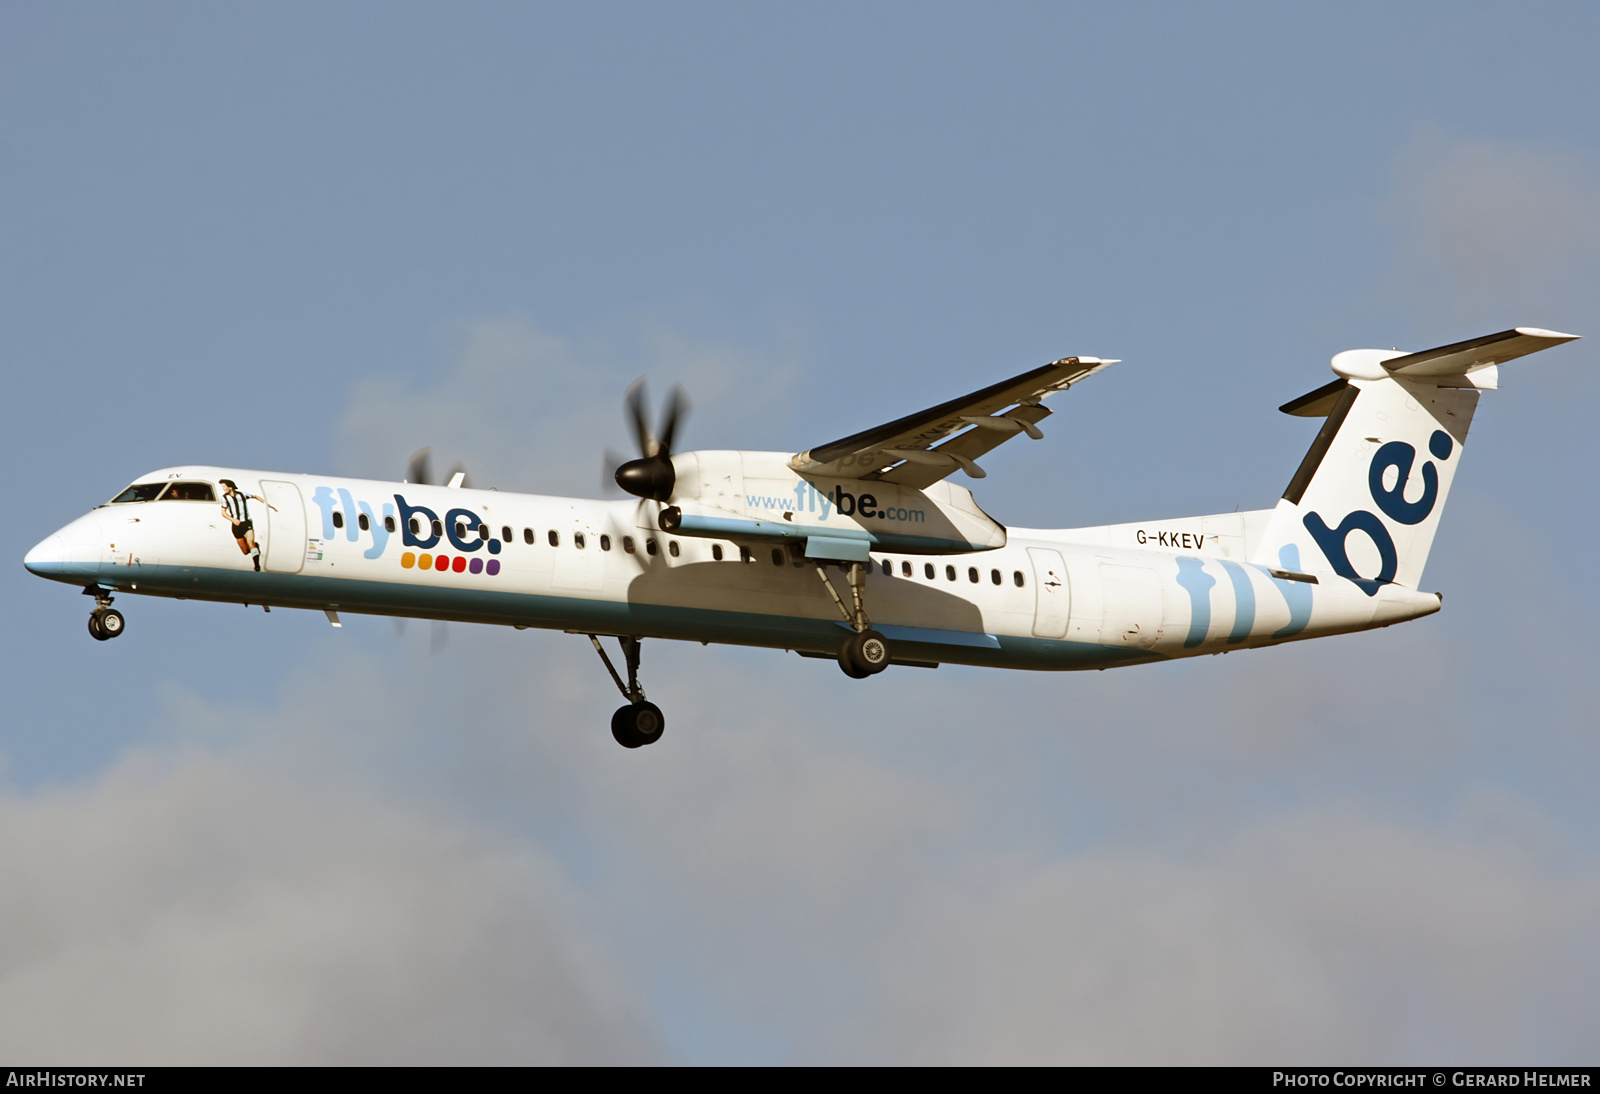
(84, 586, 125, 641)
(88, 609, 126, 641)
(588, 635, 666, 748)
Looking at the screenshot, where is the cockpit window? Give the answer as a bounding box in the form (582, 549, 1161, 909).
(110, 483, 168, 503)
(163, 482, 216, 501)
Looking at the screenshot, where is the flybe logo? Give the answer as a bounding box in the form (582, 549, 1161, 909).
(1302, 430, 1454, 596)
(310, 487, 502, 577)
(746, 482, 926, 523)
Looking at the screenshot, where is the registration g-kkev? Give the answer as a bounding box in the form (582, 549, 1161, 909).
(25, 328, 1579, 747)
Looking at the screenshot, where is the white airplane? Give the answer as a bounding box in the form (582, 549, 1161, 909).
(25, 327, 1579, 748)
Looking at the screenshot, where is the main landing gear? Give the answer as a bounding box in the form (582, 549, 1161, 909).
(814, 561, 892, 679)
(84, 585, 125, 642)
(589, 635, 665, 749)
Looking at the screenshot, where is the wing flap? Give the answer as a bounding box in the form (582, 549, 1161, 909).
(790, 356, 1115, 482)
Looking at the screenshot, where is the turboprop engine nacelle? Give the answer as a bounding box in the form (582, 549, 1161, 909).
(657, 450, 1006, 562)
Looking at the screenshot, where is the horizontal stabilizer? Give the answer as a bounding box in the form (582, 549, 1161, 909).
(1382, 327, 1579, 378)
(1284, 327, 1580, 414)
(1280, 378, 1351, 417)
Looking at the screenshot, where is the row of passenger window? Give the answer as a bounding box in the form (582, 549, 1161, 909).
(332, 512, 1028, 588)
(391, 515, 691, 559)
(754, 546, 1027, 588)
(880, 557, 1026, 588)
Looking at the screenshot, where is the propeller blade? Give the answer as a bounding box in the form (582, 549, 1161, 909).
(624, 378, 658, 458)
(657, 384, 689, 456)
(613, 377, 689, 501)
(407, 447, 434, 485)
(430, 620, 449, 655)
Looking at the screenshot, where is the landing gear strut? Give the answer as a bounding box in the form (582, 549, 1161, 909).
(814, 562, 891, 678)
(588, 635, 665, 748)
(84, 585, 124, 642)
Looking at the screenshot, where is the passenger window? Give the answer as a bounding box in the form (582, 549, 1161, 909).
(902, 560, 912, 577)
(409, 518, 420, 535)
(575, 533, 586, 549)
(669, 541, 680, 557)
(358, 513, 370, 531)
(432, 519, 443, 537)
(385, 516, 397, 534)
(945, 565, 956, 581)
(991, 569, 1001, 585)
(771, 548, 784, 566)
(1013, 571, 1025, 588)
(623, 536, 636, 554)
(501, 526, 512, 543)
(968, 567, 978, 583)
(712, 544, 723, 561)
(477, 524, 489, 540)
(110, 483, 167, 503)
(333, 512, 345, 529)
(880, 559, 891, 576)
(454, 521, 466, 538)
(164, 482, 216, 501)
(646, 539, 658, 556)
(524, 528, 534, 545)
(600, 535, 611, 551)
(924, 563, 935, 579)
(544, 530, 557, 547)
(740, 546, 753, 563)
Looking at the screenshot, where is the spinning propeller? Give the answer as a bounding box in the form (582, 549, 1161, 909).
(405, 447, 470, 490)
(400, 447, 467, 653)
(612, 379, 689, 502)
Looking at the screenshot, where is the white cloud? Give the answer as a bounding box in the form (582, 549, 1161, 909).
(6, 597, 1600, 1064)
(837, 809, 1600, 1064)
(0, 744, 656, 1065)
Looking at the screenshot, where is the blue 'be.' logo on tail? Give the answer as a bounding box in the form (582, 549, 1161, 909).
(1303, 430, 1453, 596)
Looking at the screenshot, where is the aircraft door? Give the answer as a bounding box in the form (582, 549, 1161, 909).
(1027, 547, 1071, 638)
(259, 481, 306, 574)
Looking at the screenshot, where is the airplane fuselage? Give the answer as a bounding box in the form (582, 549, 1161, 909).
(26, 462, 1441, 671)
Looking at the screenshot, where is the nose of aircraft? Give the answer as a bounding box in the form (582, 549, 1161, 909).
(24, 511, 105, 581)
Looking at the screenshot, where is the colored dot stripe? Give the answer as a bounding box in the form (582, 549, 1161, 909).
(395, 550, 499, 576)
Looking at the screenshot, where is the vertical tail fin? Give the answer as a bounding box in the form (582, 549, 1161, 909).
(1253, 328, 1578, 593)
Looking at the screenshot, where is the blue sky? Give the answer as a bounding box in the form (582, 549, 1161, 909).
(3, 2, 1599, 1063)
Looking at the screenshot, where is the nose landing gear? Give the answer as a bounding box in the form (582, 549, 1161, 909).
(814, 562, 892, 678)
(588, 635, 665, 748)
(84, 586, 125, 641)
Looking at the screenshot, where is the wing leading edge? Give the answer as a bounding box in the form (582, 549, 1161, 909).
(789, 355, 1116, 487)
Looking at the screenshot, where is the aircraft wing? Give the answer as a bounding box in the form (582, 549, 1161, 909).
(788, 355, 1116, 487)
